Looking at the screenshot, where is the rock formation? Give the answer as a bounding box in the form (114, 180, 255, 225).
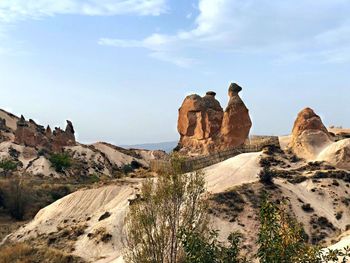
(220, 83, 252, 149)
(289, 108, 333, 160)
(177, 92, 224, 153)
(14, 116, 76, 152)
(177, 83, 252, 155)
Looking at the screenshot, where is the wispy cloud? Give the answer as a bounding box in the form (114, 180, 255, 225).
(99, 0, 350, 66)
(0, 0, 168, 55)
(0, 0, 167, 22)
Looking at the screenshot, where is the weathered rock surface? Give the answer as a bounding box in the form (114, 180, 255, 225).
(317, 139, 350, 170)
(177, 92, 224, 154)
(220, 83, 252, 150)
(14, 116, 76, 152)
(177, 83, 252, 155)
(289, 108, 333, 159)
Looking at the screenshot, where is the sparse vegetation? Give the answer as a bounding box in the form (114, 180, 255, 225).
(124, 156, 210, 263)
(301, 203, 315, 213)
(258, 193, 350, 262)
(180, 229, 248, 263)
(1, 177, 29, 220)
(0, 159, 18, 176)
(49, 153, 72, 173)
(0, 243, 84, 263)
(259, 167, 274, 185)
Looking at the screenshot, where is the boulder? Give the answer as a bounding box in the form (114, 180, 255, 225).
(289, 108, 333, 160)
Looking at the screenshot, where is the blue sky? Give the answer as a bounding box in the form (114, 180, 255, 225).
(1, 0, 349, 145)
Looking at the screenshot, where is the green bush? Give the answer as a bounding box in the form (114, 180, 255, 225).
(258, 193, 350, 262)
(180, 229, 248, 263)
(0, 159, 18, 173)
(49, 153, 72, 173)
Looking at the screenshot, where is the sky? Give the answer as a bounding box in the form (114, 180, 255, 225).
(0, 0, 350, 145)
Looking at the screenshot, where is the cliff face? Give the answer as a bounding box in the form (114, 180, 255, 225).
(177, 83, 252, 155)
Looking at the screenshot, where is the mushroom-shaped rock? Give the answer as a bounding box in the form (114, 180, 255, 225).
(289, 108, 333, 160)
(220, 83, 252, 148)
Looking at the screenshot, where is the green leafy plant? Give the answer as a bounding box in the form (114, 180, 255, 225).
(0, 159, 18, 175)
(180, 229, 248, 263)
(124, 156, 209, 263)
(49, 153, 72, 173)
(258, 193, 350, 263)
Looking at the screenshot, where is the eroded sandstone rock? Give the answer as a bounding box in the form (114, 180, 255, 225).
(220, 83, 252, 149)
(289, 108, 332, 160)
(14, 116, 76, 152)
(177, 83, 252, 155)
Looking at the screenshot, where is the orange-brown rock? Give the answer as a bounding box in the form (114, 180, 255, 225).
(177, 92, 223, 154)
(51, 121, 76, 152)
(177, 83, 252, 155)
(14, 116, 76, 152)
(289, 108, 333, 160)
(220, 83, 252, 149)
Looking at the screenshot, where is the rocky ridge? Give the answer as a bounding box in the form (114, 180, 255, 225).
(0, 109, 167, 178)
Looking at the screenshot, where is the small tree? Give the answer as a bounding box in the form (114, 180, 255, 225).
(258, 193, 350, 263)
(49, 153, 72, 173)
(124, 156, 209, 263)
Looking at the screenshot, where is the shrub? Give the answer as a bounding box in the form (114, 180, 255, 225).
(49, 153, 72, 173)
(259, 167, 274, 185)
(258, 193, 350, 262)
(0, 159, 18, 175)
(180, 229, 248, 263)
(0, 243, 84, 263)
(301, 203, 314, 213)
(121, 164, 133, 174)
(124, 156, 209, 263)
(2, 177, 29, 220)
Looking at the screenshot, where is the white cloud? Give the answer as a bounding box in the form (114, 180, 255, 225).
(149, 51, 197, 68)
(100, 0, 350, 66)
(0, 0, 167, 22)
(0, 0, 167, 55)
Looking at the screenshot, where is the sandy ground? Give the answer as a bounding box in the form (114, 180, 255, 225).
(205, 152, 262, 194)
(5, 184, 139, 263)
(93, 143, 148, 168)
(328, 232, 350, 250)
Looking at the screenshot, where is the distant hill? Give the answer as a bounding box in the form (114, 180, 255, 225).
(122, 141, 178, 153)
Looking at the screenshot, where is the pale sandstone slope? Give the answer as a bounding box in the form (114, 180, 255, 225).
(205, 152, 262, 193)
